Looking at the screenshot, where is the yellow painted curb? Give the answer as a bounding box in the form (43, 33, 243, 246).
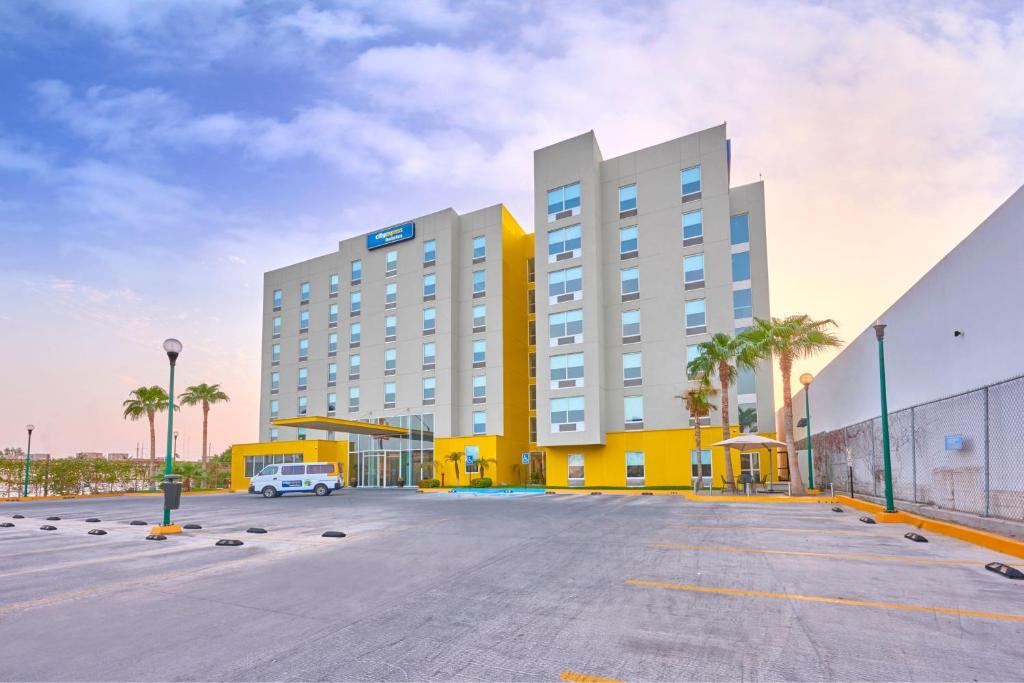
(835, 495, 1024, 560)
(149, 524, 183, 535)
(1, 489, 234, 504)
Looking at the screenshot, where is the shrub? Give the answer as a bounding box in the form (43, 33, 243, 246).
(470, 477, 492, 488)
(418, 478, 440, 488)
(530, 471, 545, 485)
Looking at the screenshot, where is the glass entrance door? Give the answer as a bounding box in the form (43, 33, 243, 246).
(360, 453, 384, 487)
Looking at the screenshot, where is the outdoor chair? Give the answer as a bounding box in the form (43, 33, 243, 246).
(720, 475, 736, 493)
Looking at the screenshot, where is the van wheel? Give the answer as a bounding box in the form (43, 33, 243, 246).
(261, 486, 278, 499)
(314, 484, 330, 496)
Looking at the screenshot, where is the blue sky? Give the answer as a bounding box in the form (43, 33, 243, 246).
(2, 0, 1023, 457)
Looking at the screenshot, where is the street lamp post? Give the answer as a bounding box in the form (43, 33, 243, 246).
(162, 339, 183, 527)
(22, 425, 34, 497)
(873, 321, 896, 513)
(799, 373, 814, 490)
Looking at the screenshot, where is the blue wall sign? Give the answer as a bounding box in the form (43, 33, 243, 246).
(465, 445, 478, 466)
(944, 434, 964, 451)
(522, 453, 531, 465)
(367, 221, 415, 250)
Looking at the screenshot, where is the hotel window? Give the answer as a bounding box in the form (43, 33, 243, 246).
(271, 343, 280, 364)
(623, 351, 642, 386)
(472, 339, 486, 367)
(350, 291, 361, 315)
(272, 315, 281, 338)
(527, 257, 535, 283)
(269, 399, 279, 419)
(551, 396, 584, 432)
(297, 367, 308, 390)
(737, 366, 756, 396)
(422, 377, 436, 404)
(547, 181, 581, 222)
(299, 281, 310, 304)
(327, 392, 337, 414)
(529, 384, 536, 410)
(423, 239, 436, 266)
(472, 235, 486, 263)
(384, 348, 396, 375)
(730, 214, 750, 245)
(327, 362, 337, 383)
(385, 282, 397, 308)
(682, 209, 703, 246)
(473, 410, 487, 435)
(626, 451, 645, 486)
(528, 289, 536, 314)
(684, 254, 705, 290)
(423, 273, 436, 300)
(732, 251, 751, 282)
(548, 224, 581, 261)
(528, 351, 536, 378)
(549, 308, 583, 344)
(384, 315, 397, 342)
(624, 395, 644, 429)
(528, 319, 536, 346)
(329, 273, 339, 297)
(270, 371, 280, 392)
(681, 165, 701, 199)
(529, 416, 537, 443)
(622, 309, 641, 342)
(741, 452, 761, 480)
(548, 266, 582, 303)
(472, 304, 486, 332)
(269, 428, 279, 442)
(685, 299, 707, 335)
(272, 288, 282, 310)
(734, 288, 753, 320)
(298, 338, 309, 361)
(620, 267, 639, 301)
(328, 332, 338, 355)
(550, 352, 584, 388)
(297, 427, 307, 441)
(739, 402, 758, 433)
(348, 387, 360, 412)
(349, 354, 361, 380)
(473, 375, 486, 403)
(687, 344, 702, 379)
(422, 341, 436, 369)
(472, 269, 486, 297)
(299, 309, 309, 333)
(384, 381, 396, 408)
(619, 225, 638, 259)
(297, 396, 308, 416)
(328, 303, 338, 326)
(349, 321, 361, 346)
(618, 184, 637, 217)
(351, 259, 362, 285)
(567, 453, 584, 486)
(691, 449, 712, 484)
(423, 307, 436, 334)
(385, 249, 398, 276)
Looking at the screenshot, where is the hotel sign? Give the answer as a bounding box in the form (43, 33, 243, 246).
(367, 221, 415, 250)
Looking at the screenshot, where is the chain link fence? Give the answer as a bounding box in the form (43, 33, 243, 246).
(810, 374, 1024, 522)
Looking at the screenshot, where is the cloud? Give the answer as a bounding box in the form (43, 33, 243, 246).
(273, 3, 392, 46)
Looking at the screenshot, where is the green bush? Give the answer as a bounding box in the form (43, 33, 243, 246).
(529, 471, 545, 485)
(418, 478, 440, 488)
(470, 477, 492, 488)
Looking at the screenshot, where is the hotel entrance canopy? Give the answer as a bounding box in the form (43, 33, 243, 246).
(271, 416, 409, 437)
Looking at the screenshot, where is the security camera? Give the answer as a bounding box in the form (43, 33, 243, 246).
(953, 330, 964, 338)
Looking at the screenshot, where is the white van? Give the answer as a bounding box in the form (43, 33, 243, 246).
(248, 462, 343, 498)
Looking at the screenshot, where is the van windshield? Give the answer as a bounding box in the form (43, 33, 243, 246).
(259, 466, 279, 476)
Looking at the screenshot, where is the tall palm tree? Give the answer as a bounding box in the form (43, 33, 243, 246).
(445, 451, 464, 485)
(122, 386, 172, 469)
(743, 315, 842, 495)
(688, 332, 758, 491)
(178, 383, 230, 464)
(677, 379, 717, 491)
(475, 455, 498, 480)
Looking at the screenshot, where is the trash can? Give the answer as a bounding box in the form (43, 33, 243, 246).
(161, 474, 183, 510)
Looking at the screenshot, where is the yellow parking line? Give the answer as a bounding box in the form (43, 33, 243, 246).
(652, 543, 978, 565)
(625, 580, 1024, 622)
(671, 524, 880, 536)
(559, 671, 622, 682)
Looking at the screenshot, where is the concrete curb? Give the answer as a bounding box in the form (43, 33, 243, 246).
(0, 489, 234, 504)
(420, 487, 836, 503)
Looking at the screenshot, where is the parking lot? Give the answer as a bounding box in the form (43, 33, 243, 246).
(1, 489, 1021, 682)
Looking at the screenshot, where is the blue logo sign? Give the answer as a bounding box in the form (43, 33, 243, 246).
(944, 434, 964, 451)
(522, 453, 531, 465)
(367, 221, 415, 250)
(465, 445, 478, 466)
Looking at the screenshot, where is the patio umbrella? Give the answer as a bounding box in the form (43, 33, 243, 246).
(709, 435, 788, 489)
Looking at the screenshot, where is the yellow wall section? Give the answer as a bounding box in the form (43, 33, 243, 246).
(230, 439, 349, 492)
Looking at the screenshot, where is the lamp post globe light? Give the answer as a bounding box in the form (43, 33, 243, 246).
(872, 321, 896, 513)
(159, 338, 184, 532)
(799, 373, 814, 490)
(22, 424, 34, 498)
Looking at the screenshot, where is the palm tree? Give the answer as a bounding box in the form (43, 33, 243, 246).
(445, 451, 464, 485)
(122, 386, 172, 469)
(688, 332, 758, 492)
(743, 315, 842, 495)
(475, 455, 498, 480)
(178, 383, 230, 464)
(677, 379, 717, 491)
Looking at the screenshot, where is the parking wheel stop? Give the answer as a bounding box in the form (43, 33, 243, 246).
(904, 532, 928, 542)
(0, 522, 14, 528)
(85, 518, 101, 523)
(216, 539, 244, 546)
(246, 527, 267, 534)
(859, 516, 876, 524)
(831, 506, 843, 513)
(40, 525, 57, 531)
(146, 534, 167, 541)
(129, 521, 148, 526)
(88, 529, 107, 536)
(183, 523, 202, 530)
(46, 516, 61, 521)
(322, 531, 347, 538)
(985, 562, 1024, 579)
(12, 514, 25, 519)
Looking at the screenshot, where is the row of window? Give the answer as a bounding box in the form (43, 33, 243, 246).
(546, 167, 703, 224)
(563, 449, 762, 486)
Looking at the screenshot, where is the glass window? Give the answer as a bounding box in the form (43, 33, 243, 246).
(624, 396, 643, 424)
(687, 344, 702, 378)
(549, 309, 583, 339)
(298, 338, 308, 359)
(328, 303, 338, 325)
(472, 235, 486, 260)
(328, 333, 338, 354)
(684, 254, 705, 286)
(473, 375, 486, 399)
(623, 352, 642, 381)
(270, 371, 280, 391)
(300, 281, 310, 302)
(529, 384, 536, 410)
(349, 354, 361, 376)
(297, 396, 308, 416)
(423, 342, 436, 366)
(527, 258, 535, 283)
(681, 166, 701, 196)
(385, 250, 398, 275)
(423, 273, 436, 297)
(423, 377, 436, 402)
(529, 416, 537, 443)
(620, 267, 639, 296)
(739, 402, 758, 433)
(385, 315, 397, 338)
(732, 251, 751, 282)
(473, 410, 486, 435)
(619, 184, 637, 213)
(737, 366, 756, 395)
(329, 273, 339, 295)
(299, 310, 309, 331)
(741, 452, 761, 479)
(472, 269, 486, 294)
(622, 309, 640, 338)
(327, 392, 337, 413)
(272, 316, 281, 336)
(296, 428, 306, 441)
(568, 453, 584, 481)
(626, 451, 645, 482)
(528, 319, 536, 346)
(691, 449, 712, 480)
(548, 224, 582, 257)
(269, 399, 279, 419)
(730, 214, 749, 245)
(297, 367, 307, 388)
(423, 239, 436, 264)
(472, 339, 486, 365)
(385, 282, 397, 306)
(734, 288, 753, 319)
(550, 352, 584, 381)
(350, 321, 361, 343)
(619, 225, 638, 255)
(529, 351, 536, 378)
(548, 266, 582, 297)
(547, 181, 581, 219)
(472, 304, 486, 329)
(685, 299, 706, 332)
(551, 396, 584, 427)
(350, 291, 361, 313)
(423, 307, 436, 332)
(271, 343, 280, 363)
(349, 387, 360, 410)
(351, 259, 362, 283)
(269, 428, 279, 443)
(682, 210, 703, 241)
(384, 382, 396, 405)
(272, 289, 282, 308)
(528, 289, 536, 314)
(384, 348, 396, 373)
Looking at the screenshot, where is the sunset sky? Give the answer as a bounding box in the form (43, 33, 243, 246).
(2, 0, 1022, 458)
